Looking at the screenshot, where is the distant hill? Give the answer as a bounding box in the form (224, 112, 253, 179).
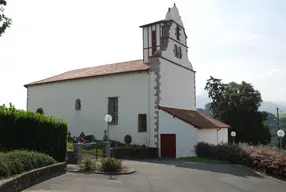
(259, 101, 286, 114)
(196, 94, 286, 114)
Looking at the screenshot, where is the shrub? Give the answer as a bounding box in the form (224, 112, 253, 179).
(79, 157, 96, 172)
(0, 150, 56, 179)
(194, 142, 286, 178)
(99, 157, 122, 172)
(0, 104, 68, 162)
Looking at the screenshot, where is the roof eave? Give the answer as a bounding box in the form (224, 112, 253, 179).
(139, 20, 165, 28)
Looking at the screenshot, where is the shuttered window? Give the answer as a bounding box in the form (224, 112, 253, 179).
(108, 97, 118, 125)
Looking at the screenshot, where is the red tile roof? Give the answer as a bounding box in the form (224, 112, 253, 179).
(24, 60, 149, 87)
(159, 106, 230, 129)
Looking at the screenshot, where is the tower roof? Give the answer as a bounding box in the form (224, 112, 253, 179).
(165, 3, 184, 27)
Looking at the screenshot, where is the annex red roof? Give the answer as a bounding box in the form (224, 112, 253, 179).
(159, 106, 230, 129)
(24, 60, 149, 87)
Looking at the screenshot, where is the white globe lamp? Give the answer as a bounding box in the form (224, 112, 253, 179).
(277, 129, 285, 150)
(105, 114, 112, 123)
(231, 131, 236, 144)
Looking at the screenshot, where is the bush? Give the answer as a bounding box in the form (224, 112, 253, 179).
(194, 142, 286, 178)
(0, 104, 68, 162)
(99, 157, 122, 172)
(0, 150, 56, 179)
(79, 157, 96, 172)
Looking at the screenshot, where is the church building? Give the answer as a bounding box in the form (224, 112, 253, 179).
(24, 4, 230, 158)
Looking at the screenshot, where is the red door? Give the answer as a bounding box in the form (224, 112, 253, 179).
(160, 134, 176, 158)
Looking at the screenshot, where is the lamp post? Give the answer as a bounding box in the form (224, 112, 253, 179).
(231, 131, 236, 144)
(277, 129, 285, 150)
(104, 114, 112, 157)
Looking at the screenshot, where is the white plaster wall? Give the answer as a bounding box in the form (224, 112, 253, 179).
(27, 72, 155, 147)
(159, 58, 196, 110)
(197, 128, 228, 145)
(218, 128, 228, 144)
(159, 110, 197, 158)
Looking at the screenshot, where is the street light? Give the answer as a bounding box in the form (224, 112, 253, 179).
(277, 129, 285, 150)
(231, 131, 236, 144)
(104, 114, 112, 157)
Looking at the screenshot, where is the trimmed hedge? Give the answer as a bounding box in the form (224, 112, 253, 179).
(0, 104, 68, 162)
(0, 150, 56, 179)
(195, 142, 286, 178)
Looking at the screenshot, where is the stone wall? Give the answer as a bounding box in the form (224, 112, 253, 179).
(0, 162, 66, 192)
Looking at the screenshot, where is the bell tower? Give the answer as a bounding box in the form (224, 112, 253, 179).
(139, 4, 192, 70)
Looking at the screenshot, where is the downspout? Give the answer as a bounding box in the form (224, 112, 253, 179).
(216, 128, 221, 144)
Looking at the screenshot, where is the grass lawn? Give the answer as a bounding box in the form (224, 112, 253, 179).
(275, 113, 286, 118)
(82, 148, 103, 157)
(67, 141, 103, 156)
(67, 141, 74, 151)
(179, 156, 229, 164)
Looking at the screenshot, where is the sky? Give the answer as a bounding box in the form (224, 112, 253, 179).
(0, 0, 285, 110)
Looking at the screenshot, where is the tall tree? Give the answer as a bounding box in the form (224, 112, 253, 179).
(0, 0, 12, 37)
(205, 76, 271, 145)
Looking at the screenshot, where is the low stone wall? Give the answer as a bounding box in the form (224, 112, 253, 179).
(111, 147, 158, 159)
(0, 162, 66, 192)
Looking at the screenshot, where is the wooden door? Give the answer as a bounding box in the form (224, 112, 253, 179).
(160, 134, 176, 158)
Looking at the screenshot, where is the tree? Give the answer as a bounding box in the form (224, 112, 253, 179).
(205, 76, 271, 145)
(0, 0, 12, 37)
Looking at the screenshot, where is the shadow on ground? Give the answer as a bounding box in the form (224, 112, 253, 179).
(127, 158, 263, 178)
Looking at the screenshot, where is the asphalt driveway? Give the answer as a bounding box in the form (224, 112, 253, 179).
(24, 159, 286, 192)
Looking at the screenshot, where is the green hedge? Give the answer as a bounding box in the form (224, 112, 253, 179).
(195, 142, 286, 178)
(0, 150, 56, 179)
(0, 104, 68, 162)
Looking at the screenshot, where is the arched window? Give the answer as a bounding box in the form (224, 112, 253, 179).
(174, 44, 178, 57)
(178, 46, 182, 58)
(176, 25, 180, 41)
(75, 99, 81, 110)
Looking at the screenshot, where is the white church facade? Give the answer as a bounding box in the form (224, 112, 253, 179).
(24, 4, 230, 158)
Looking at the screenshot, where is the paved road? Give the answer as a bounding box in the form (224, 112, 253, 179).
(25, 159, 286, 192)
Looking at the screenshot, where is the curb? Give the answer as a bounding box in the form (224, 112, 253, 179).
(236, 165, 286, 183)
(68, 167, 136, 175)
(181, 161, 286, 183)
